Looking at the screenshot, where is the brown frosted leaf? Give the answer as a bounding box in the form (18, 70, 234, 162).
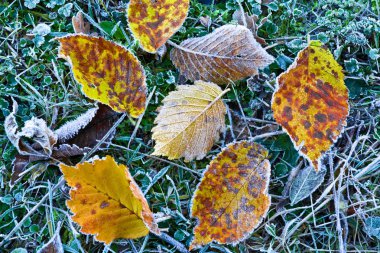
(4, 99, 57, 156)
(55, 104, 119, 149)
(37, 222, 64, 253)
(190, 141, 271, 249)
(271, 41, 349, 171)
(9, 104, 118, 186)
(152, 81, 227, 161)
(170, 24, 274, 84)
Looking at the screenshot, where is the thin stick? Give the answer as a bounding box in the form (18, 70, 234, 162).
(329, 152, 345, 253)
(156, 232, 189, 253)
(128, 87, 156, 148)
(249, 130, 284, 141)
(109, 143, 202, 177)
(236, 0, 247, 28)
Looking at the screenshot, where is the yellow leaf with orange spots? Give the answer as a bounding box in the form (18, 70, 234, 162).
(57, 35, 146, 117)
(190, 141, 271, 249)
(271, 40, 349, 171)
(152, 81, 227, 161)
(127, 0, 189, 53)
(60, 156, 160, 244)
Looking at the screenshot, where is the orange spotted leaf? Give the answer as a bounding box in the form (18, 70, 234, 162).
(60, 156, 160, 244)
(57, 35, 146, 117)
(190, 141, 271, 249)
(127, 0, 190, 53)
(271, 41, 349, 171)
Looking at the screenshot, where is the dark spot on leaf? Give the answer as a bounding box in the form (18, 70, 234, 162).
(100, 201, 109, 209)
(303, 121, 312, 129)
(313, 131, 324, 139)
(315, 113, 327, 123)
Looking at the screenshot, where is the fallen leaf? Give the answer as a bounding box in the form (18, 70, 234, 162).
(8, 103, 118, 186)
(55, 104, 119, 148)
(199, 16, 211, 28)
(289, 166, 326, 205)
(52, 144, 91, 159)
(57, 34, 147, 117)
(232, 10, 267, 45)
(170, 24, 274, 84)
(37, 222, 64, 253)
(5, 99, 57, 156)
(72, 12, 90, 34)
(364, 216, 380, 240)
(271, 40, 349, 171)
(232, 10, 257, 32)
(190, 141, 271, 249)
(127, 0, 190, 53)
(60, 156, 160, 244)
(152, 81, 227, 161)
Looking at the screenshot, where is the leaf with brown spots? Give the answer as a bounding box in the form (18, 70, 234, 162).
(170, 24, 274, 84)
(190, 141, 271, 249)
(151, 81, 227, 161)
(127, 0, 189, 53)
(271, 40, 349, 171)
(60, 156, 160, 244)
(57, 35, 146, 117)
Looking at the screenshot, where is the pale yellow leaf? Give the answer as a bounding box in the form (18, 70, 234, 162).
(152, 81, 227, 161)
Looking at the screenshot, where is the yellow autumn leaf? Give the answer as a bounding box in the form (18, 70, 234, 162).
(271, 40, 349, 171)
(127, 0, 190, 53)
(60, 156, 160, 244)
(152, 81, 227, 161)
(57, 35, 147, 117)
(190, 141, 271, 249)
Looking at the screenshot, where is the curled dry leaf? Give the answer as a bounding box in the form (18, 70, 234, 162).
(8, 104, 118, 186)
(232, 10, 267, 45)
(55, 107, 98, 142)
(152, 81, 227, 161)
(60, 156, 160, 244)
(271, 41, 349, 171)
(5, 99, 57, 156)
(57, 34, 146, 117)
(37, 222, 64, 253)
(190, 141, 271, 249)
(55, 104, 119, 148)
(170, 24, 274, 84)
(128, 0, 189, 53)
(72, 12, 90, 34)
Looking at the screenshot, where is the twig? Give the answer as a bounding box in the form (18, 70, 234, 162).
(329, 152, 345, 253)
(156, 232, 189, 253)
(249, 130, 285, 141)
(225, 104, 236, 140)
(128, 87, 156, 148)
(236, 0, 247, 28)
(231, 83, 252, 137)
(108, 143, 202, 176)
(354, 155, 380, 179)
